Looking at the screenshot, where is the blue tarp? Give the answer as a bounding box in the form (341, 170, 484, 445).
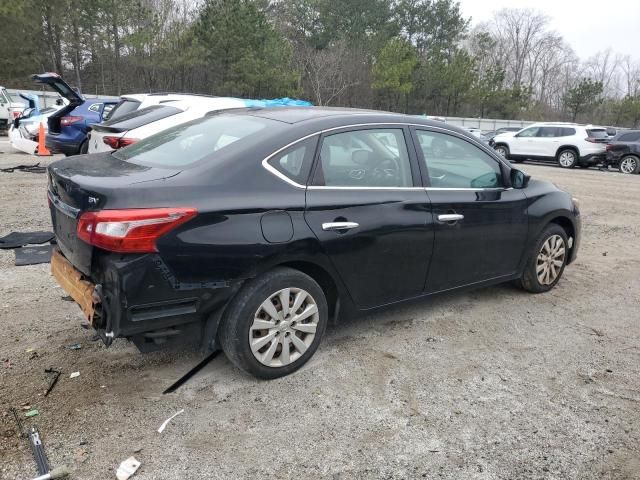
(242, 97, 312, 108)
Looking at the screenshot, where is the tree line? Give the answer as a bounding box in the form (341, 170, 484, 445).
(2, 0, 639, 126)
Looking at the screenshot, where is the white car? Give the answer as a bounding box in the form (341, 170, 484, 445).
(104, 93, 218, 121)
(88, 97, 249, 153)
(492, 123, 608, 168)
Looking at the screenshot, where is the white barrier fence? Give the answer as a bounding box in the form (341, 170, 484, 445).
(439, 116, 534, 131)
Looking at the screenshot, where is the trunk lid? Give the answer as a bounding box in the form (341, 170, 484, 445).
(48, 153, 181, 274)
(32, 73, 84, 134)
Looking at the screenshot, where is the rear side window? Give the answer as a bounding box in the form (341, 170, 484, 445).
(618, 132, 640, 142)
(313, 129, 413, 188)
(416, 130, 503, 189)
(587, 129, 608, 139)
(106, 99, 141, 121)
(88, 103, 102, 113)
(100, 105, 181, 131)
(560, 128, 576, 136)
(114, 115, 276, 168)
(267, 137, 317, 185)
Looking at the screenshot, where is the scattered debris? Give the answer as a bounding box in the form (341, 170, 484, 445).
(116, 456, 141, 480)
(67, 344, 82, 350)
(69, 372, 80, 379)
(0, 231, 54, 249)
(25, 410, 40, 417)
(61, 296, 74, 302)
(26, 348, 35, 353)
(602, 251, 608, 256)
(0, 163, 47, 174)
(72, 447, 89, 464)
(15, 244, 55, 266)
(162, 351, 219, 394)
(157, 409, 185, 433)
(12, 408, 51, 475)
(44, 368, 62, 397)
(31, 464, 70, 480)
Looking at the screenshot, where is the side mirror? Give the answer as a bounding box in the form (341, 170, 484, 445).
(511, 169, 530, 189)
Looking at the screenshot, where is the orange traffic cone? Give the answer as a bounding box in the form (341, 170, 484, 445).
(37, 122, 52, 156)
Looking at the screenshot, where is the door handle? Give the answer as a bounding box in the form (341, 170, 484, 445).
(437, 214, 464, 223)
(322, 221, 359, 231)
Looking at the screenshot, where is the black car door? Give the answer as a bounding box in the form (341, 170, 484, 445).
(304, 126, 433, 309)
(411, 127, 529, 293)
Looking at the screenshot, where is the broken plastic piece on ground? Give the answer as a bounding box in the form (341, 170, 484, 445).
(0, 231, 54, 249)
(157, 409, 185, 433)
(116, 456, 141, 480)
(67, 343, 82, 350)
(69, 372, 80, 379)
(15, 244, 55, 266)
(25, 409, 39, 417)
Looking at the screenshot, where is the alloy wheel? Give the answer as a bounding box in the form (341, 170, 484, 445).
(536, 234, 566, 285)
(249, 287, 319, 367)
(495, 146, 507, 157)
(620, 156, 637, 174)
(558, 151, 576, 168)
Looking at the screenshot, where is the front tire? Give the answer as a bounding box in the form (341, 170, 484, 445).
(219, 267, 328, 379)
(517, 224, 568, 293)
(619, 155, 639, 174)
(494, 144, 510, 159)
(557, 149, 578, 168)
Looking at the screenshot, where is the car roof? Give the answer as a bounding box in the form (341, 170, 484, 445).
(244, 106, 451, 128)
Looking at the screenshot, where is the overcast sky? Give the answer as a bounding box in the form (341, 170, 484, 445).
(457, 0, 640, 60)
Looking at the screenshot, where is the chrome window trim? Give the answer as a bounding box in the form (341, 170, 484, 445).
(261, 122, 510, 189)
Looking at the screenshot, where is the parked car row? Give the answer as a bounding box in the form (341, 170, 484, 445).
(488, 122, 639, 174)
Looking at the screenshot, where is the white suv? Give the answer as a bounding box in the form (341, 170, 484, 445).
(492, 123, 608, 168)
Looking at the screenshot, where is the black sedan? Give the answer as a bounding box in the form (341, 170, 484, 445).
(605, 130, 640, 174)
(48, 108, 581, 379)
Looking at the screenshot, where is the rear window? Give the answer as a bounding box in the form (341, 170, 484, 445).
(113, 114, 277, 168)
(587, 129, 608, 139)
(100, 105, 181, 131)
(106, 99, 142, 121)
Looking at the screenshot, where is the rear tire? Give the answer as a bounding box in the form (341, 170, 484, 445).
(557, 149, 578, 168)
(517, 224, 568, 293)
(219, 267, 328, 379)
(619, 155, 639, 174)
(79, 140, 88, 155)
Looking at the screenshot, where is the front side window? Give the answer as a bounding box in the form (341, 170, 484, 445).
(88, 103, 102, 113)
(313, 129, 413, 187)
(517, 127, 540, 138)
(267, 137, 317, 185)
(416, 130, 503, 189)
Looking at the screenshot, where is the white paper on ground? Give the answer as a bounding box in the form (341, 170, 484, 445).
(116, 456, 141, 480)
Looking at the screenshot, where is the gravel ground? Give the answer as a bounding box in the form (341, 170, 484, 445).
(0, 139, 639, 480)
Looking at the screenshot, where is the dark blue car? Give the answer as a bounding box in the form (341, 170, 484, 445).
(32, 73, 118, 156)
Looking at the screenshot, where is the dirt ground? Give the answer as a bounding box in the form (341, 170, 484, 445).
(0, 138, 638, 480)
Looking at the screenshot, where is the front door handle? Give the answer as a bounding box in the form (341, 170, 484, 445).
(437, 214, 464, 223)
(322, 221, 359, 231)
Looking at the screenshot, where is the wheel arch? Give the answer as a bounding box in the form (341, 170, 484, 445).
(555, 145, 579, 158)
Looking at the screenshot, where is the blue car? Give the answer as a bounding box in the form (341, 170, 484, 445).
(32, 73, 118, 156)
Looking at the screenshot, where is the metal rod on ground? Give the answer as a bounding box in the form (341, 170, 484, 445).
(162, 351, 219, 394)
(44, 368, 62, 397)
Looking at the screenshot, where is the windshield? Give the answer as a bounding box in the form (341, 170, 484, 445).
(113, 114, 279, 168)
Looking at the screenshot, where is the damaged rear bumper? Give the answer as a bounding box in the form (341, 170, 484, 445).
(51, 247, 239, 352)
(51, 248, 104, 327)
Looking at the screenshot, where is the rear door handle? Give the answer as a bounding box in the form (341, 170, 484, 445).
(322, 222, 359, 231)
(437, 214, 464, 223)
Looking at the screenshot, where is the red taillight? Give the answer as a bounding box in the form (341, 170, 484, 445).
(61, 116, 82, 126)
(102, 136, 138, 149)
(77, 208, 197, 253)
